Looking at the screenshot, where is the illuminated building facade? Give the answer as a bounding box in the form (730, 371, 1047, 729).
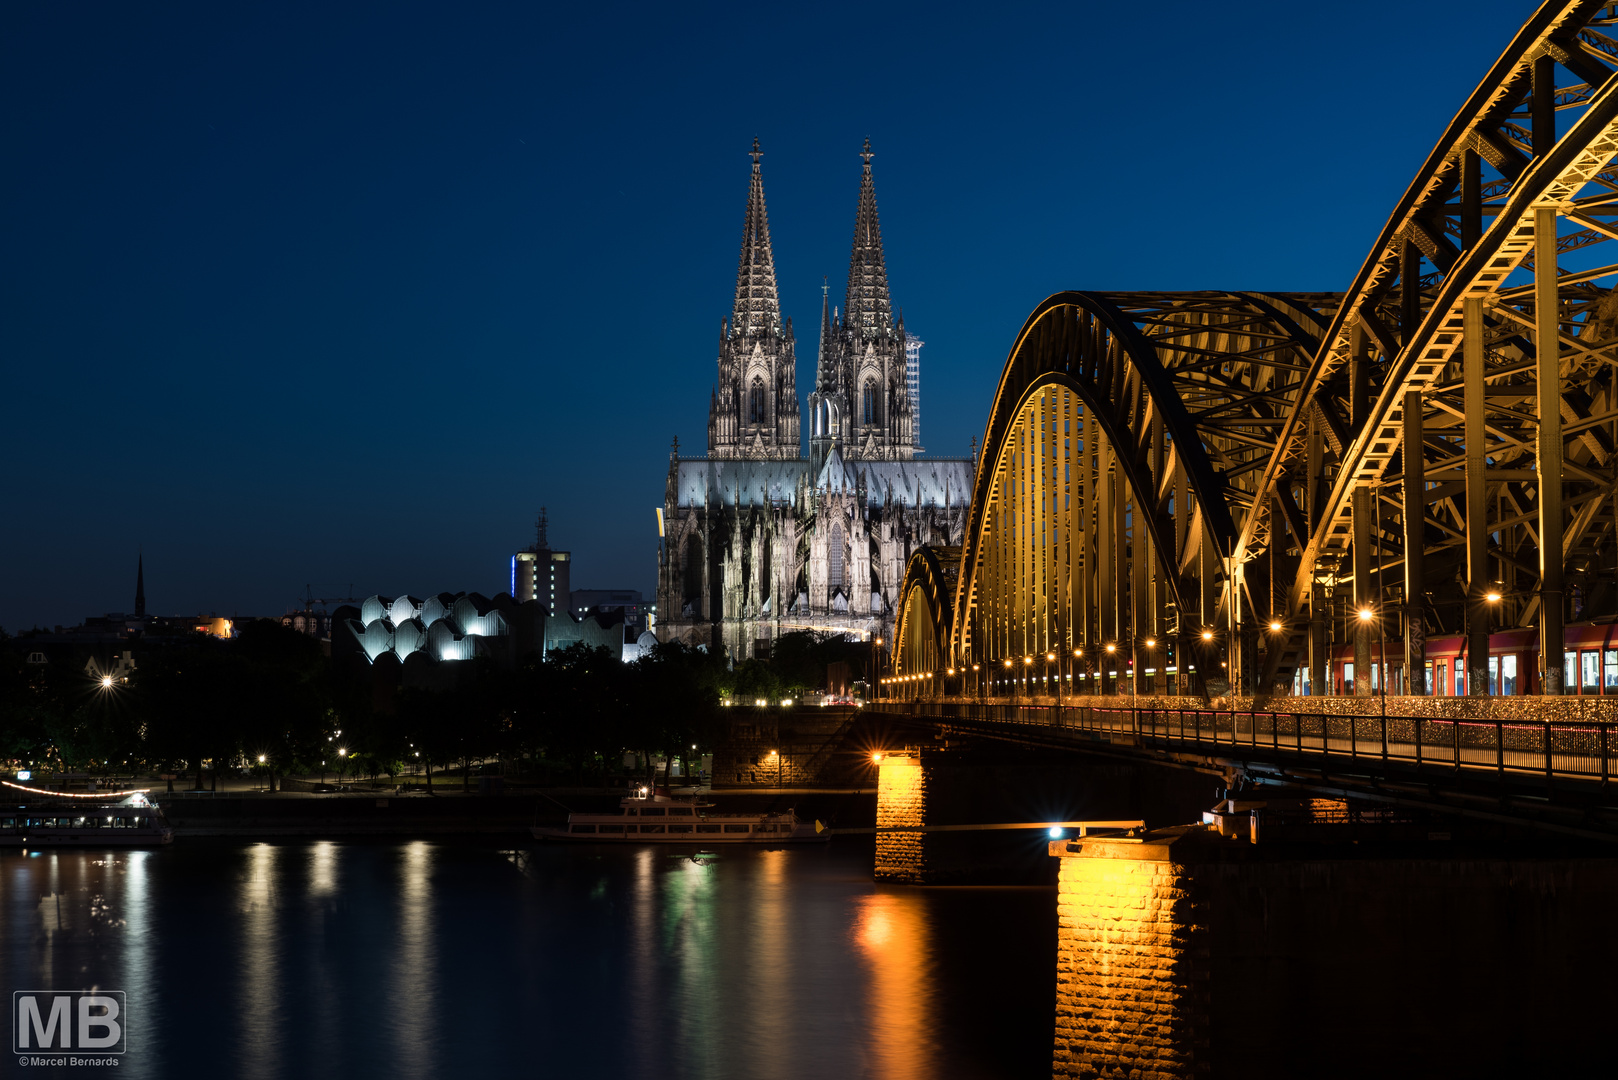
(657, 140, 970, 660)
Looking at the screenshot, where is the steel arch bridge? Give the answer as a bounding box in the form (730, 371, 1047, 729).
(894, 1, 1618, 702)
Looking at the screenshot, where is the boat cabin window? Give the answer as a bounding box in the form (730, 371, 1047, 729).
(697, 824, 722, 833)
(667, 808, 693, 816)
(638, 824, 665, 834)
(723, 824, 751, 833)
(668, 825, 693, 834)
(598, 824, 625, 833)
(570, 824, 597, 833)
(638, 808, 665, 817)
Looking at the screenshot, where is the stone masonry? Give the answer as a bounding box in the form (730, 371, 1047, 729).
(1052, 830, 1209, 1079)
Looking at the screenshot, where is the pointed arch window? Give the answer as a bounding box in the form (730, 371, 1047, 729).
(749, 377, 767, 424)
(862, 379, 878, 425)
(829, 524, 847, 590)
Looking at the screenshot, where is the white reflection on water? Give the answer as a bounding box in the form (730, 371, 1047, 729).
(388, 841, 437, 1079)
(238, 844, 281, 1080)
(659, 852, 719, 1072)
(303, 841, 340, 1070)
(308, 840, 336, 895)
(853, 890, 937, 1080)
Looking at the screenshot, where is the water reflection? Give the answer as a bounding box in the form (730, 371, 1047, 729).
(853, 890, 937, 1080)
(238, 844, 281, 1080)
(388, 841, 436, 1079)
(2, 841, 1054, 1079)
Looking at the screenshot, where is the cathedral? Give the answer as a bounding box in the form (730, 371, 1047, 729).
(656, 139, 971, 661)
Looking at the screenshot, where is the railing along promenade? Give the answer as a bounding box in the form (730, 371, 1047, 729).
(871, 696, 1618, 792)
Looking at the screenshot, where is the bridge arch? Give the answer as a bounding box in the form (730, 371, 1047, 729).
(1236, 0, 1618, 695)
(951, 292, 1330, 696)
(893, 545, 959, 697)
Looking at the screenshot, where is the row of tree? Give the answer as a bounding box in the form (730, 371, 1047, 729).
(0, 623, 865, 788)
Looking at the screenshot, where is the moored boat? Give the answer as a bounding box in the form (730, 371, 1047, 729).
(0, 781, 174, 846)
(532, 790, 824, 843)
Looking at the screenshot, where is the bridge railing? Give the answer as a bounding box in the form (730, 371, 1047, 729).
(873, 701, 1615, 789)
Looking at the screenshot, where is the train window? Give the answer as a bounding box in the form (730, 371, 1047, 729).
(1454, 663, 1466, 696)
(1489, 657, 1499, 695)
(1582, 651, 1601, 694)
(1565, 652, 1578, 694)
(1606, 651, 1618, 692)
(1501, 655, 1518, 696)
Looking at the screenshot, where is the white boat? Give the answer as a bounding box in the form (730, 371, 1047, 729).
(532, 791, 825, 843)
(0, 781, 174, 846)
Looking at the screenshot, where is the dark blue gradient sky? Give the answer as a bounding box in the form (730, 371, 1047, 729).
(0, 0, 1535, 630)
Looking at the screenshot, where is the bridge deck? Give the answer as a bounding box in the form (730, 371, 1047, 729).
(873, 699, 1618, 790)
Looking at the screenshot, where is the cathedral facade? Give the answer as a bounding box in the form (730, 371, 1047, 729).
(656, 140, 971, 661)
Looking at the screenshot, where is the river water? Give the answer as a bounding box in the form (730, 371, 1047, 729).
(1, 840, 1055, 1079)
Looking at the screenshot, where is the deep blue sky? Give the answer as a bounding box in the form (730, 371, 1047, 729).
(0, 0, 1538, 630)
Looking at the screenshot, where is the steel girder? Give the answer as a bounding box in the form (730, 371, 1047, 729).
(941, 292, 1335, 695)
(893, 545, 960, 688)
(898, 1, 1618, 700)
(1244, 0, 1618, 694)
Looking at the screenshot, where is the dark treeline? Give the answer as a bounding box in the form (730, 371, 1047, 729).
(0, 623, 863, 788)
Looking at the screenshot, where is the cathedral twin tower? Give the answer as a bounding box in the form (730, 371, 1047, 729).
(708, 138, 917, 467)
(658, 139, 966, 661)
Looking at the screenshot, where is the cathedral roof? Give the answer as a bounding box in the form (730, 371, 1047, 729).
(843, 138, 893, 338)
(851, 459, 972, 509)
(674, 455, 972, 510)
(675, 459, 806, 509)
(731, 138, 781, 337)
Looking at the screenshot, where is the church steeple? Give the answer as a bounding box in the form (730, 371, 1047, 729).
(135, 551, 145, 618)
(816, 277, 833, 388)
(732, 137, 781, 338)
(709, 139, 799, 460)
(843, 137, 893, 338)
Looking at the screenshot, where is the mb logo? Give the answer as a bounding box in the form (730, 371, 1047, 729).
(11, 991, 126, 1053)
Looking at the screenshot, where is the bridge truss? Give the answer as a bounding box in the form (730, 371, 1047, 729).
(895, 1, 1618, 700)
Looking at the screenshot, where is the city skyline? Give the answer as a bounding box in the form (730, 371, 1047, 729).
(1, 0, 1536, 630)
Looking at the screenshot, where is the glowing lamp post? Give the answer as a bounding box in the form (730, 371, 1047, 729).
(1359, 606, 1388, 723)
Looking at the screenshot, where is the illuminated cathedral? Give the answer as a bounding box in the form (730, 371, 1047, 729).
(656, 139, 971, 660)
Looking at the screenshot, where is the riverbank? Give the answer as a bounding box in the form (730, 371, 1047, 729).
(156, 789, 877, 838)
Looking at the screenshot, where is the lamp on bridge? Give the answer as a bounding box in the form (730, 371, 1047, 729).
(1143, 638, 1156, 696)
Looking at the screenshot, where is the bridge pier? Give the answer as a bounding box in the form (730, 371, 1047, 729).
(874, 753, 927, 883)
(1052, 830, 1208, 1079)
(872, 747, 1210, 884)
(1050, 825, 1618, 1078)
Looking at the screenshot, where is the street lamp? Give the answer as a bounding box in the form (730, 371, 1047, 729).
(1046, 651, 1058, 704)
(871, 636, 884, 703)
(1359, 606, 1388, 721)
(1143, 638, 1156, 696)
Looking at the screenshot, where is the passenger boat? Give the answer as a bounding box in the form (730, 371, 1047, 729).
(532, 790, 824, 843)
(0, 781, 174, 846)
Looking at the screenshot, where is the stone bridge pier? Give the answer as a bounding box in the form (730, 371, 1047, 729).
(1049, 828, 1618, 1079)
(872, 746, 1209, 884)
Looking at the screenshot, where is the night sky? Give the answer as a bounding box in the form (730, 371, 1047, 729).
(1, 0, 1537, 631)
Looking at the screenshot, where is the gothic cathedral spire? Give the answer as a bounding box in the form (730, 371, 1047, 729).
(843, 137, 893, 338)
(732, 137, 781, 337)
(812, 138, 911, 466)
(709, 139, 799, 460)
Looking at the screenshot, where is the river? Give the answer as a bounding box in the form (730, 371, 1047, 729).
(1, 840, 1055, 1079)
